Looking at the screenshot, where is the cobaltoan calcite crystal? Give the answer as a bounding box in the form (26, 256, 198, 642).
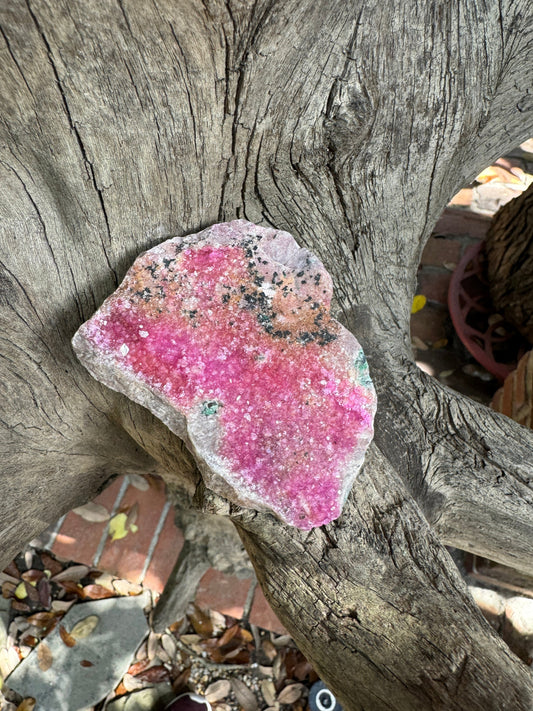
(73, 220, 377, 529)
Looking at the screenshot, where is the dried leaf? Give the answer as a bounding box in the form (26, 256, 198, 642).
(114, 681, 128, 696)
(209, 610, 227, 635)
(4, 560, 21, 578)
(51, 600, 74, 613)
(260, 679, 277, 706)
(81, 584, 116, 600)
(188, 604, 215, 638)
(411, 336, 428, 351)
(168, 617, 186, 635)
(21, 569, 44, 585)
(126, 502, 139, 529)
(411, 294, 427, 314)
(217, 623, 240, 647)
(261, 640, 277, 661)
(51, 565, 90, 583)
(15, 582, 28, 600)
(277, 683, 306, 704)
(59, 625, 77, 648)
(15, 699, 36, 711)
(273, 653, 284, 684)
(147, 631, 161, 660)
(239, 627, 253, 643)
(293, 659, 314, 681)
(231, 678, 258, 711)
(112, 579, 143, 596)
(72, 502, 110, 523)
(0, 571, 19, 586)
(27, 611, 58, 629)
(220, 646, 250, 665)
(128, 473, 150, 491)
(57, 580, 84, 599)
(488, 313, 504, 326)
(122, 672, 144, 692)
(2, 581, 16, 599)
(108, 513, 130, 541)
(272, 634, 293, 648)
(37, 577, 52, 609)
(128, 658, 151, 676)
(11, 600, 31, 613)
(161, 633, 177, 659)
(20, 634, 39, 648)
(70, 615, 99, 640)
(39, 553, 63, 577)
(134, 664, 170, 683)
(80, 659, 94, 667)
(438, 369, 454, 379)
(37, 642, 53, 672)
(171, 666, 191, 695)
(0, 648, 19, 679)
(205, 679, 231, 703)
(258, 664, 274, 676)
(284, 648, 310, 680)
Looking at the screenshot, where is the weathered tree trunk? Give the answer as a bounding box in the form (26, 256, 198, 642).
(1, 0, 533, 708)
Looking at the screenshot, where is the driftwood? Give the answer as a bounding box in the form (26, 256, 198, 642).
(0, 1, 533, 708)
(486, 182, 533, 343)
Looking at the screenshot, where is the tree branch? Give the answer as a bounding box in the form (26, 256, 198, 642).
(414, 371, 533, 573)
(372, 356, 533, 575)
(230, 446, 533, 711)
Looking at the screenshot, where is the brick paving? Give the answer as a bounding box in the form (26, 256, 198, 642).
(8, 141, 533, 640)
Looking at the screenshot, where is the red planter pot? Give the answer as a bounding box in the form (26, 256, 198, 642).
(448, 241, 527, 382)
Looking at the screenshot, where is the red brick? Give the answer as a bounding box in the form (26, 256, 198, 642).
(195, 569, 252, 619)
(410, 305, 449, 344)
(51, 476, 124, 564)
(249, 585, 287, 634)
(97, 475, 170, 583)
(433, 208, 491, 240)
(418, 270, 452, 306)
(142, 507, 184, 594)
(420, 237, 462, 268)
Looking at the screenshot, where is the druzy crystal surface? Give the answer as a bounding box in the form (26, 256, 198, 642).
(72, 220, 377, 529)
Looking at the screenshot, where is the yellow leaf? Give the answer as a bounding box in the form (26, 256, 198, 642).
(15, 582, 28, 600)
(70, 615, 100, 640)
(108, 513, 129, 541)
(411, 295, 427, 314)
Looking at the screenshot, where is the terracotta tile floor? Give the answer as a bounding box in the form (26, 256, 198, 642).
(46, 473, 286, 633)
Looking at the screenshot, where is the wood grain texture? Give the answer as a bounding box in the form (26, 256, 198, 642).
(486, 183, 533, 343)
(1, 0, 533, 706)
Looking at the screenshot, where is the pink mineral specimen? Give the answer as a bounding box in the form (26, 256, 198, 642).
(72, 220, 377, 529)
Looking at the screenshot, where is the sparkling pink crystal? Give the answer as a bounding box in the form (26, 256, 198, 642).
(72, 220, 377, 529)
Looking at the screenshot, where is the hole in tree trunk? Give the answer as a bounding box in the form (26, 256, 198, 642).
(411, 138, 533, 405)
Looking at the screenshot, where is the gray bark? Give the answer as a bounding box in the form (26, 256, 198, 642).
(0, 0, 532, 708)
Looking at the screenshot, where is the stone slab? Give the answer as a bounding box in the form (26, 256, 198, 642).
(6, 593, 150, 710)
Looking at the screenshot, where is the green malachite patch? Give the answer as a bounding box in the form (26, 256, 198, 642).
(354, 350, 372, 386)
(201, 400, 221, 416)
